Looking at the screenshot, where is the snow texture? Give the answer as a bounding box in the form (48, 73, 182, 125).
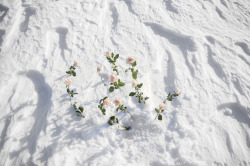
(0, 0, 250, 165)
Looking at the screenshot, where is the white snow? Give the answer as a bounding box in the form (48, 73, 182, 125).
(0, 0, 250, 165)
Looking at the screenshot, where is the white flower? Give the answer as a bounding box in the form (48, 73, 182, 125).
(175, 88, 181, 95)
(132, 80, 138, 87)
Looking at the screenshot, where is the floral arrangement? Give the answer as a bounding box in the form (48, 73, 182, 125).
(64, 51, 181, 130)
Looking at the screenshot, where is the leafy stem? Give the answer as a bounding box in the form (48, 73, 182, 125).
(107, 116, 130, 130)
(109, 79, 125, 93)
(98, 96, 108, 115)
(106, 53, 119, 75)
(66, 85, 85, 118)
(66, 65, 77, 76)
(129, 83, 149, 104)
(125, 61, 137, 79)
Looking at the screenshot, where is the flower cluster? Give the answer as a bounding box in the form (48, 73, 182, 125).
(65, 62, 85, 118)
(64, 52, 181, 131)
(155, 89, 181, 120)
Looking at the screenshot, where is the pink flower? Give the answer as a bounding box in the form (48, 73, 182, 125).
(65, 78, 72, 86)
(74, 61, 78, 67)
(110, 74, 117, 83)
(105, 51, 111, 57)
(175, 88, 181, 95)
(97, 66, 101, 72)
(126, 57, 135, 64)
(132, 80, 138, 87)
(159, 102, 165, 110)
(114, 98, 122, 106)
(104, 98, 111, 106)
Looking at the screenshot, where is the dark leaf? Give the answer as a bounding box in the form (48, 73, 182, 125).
(158, 114, 162, 120)
(129, 92, 136, 96)
(109, 86, 114, 92)
(132, 61, 137, 67)
(137, 83, 143, 88)
(114, 54, 119, 61)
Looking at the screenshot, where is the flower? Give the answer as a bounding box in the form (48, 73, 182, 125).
(110, 74, 117, 83)
(65, 78, 72, 86)
(132, 80, 138, 87)
(97, 66, 101, 72)
(105, 51, 111, 57)
(159, 102, 165, 110)
(104, 98, 111, 106)
(175, 88, 181, 95)
(74, 61, 78, 67)
(114, 98, 122, 106)
(126, 57, 135, 64)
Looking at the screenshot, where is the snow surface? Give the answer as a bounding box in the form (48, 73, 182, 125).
(0, 0, 250, 165)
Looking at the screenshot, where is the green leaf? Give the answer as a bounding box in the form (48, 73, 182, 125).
(109, 86, 114, 92)
(111, 53, 114, 58)
(132, 61, 137, 67)
(158, 114, 162, 120)
(118, 81, 125, 86)
(145, 97, 149, 100)
(137, 83, 143, 88)
(132, 72, 137, 79)
(114, 54, 119, 61)
(129, 92, 136, 96)
(125, 69, 129, 73)
(79, 107, 84, 112)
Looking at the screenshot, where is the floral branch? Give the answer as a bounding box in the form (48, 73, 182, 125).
(104, 51, 126, 93)
(105, 51, 119, 75)
(66, 62, 78, 76)
(155, 89, 181, 120)
(129, 80, 149, 103)
(98, 97, 110, 115)
(65, 62, 85, 118)
(126, 57, 149, 104)
(109, 75, 125, 92)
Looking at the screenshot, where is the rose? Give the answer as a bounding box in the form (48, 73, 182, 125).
(175, 88, 181, 95)
(132, 80, 138, 87)
(74, 62, 78, 67)
(110, 74, 117, 83)
(65, 78, 72, 86)
(159, 102, 165, 110)
(126, 57, 135, 64)
(105, 51, 111, 57)
(104, 98, 111, 106)
(114, 98, 122, 106)
(97, 66, 101, 72)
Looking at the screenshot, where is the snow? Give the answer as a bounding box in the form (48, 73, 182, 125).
(0, 0, 250, 165)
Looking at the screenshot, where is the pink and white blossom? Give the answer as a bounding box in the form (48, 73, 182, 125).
(114, 98, 122, 106)
(65, 78, 72, 86)
(132, 80, 138, 87)
(159, 102, 165, 110)
(110, 74, 117, 83)
(97, 66, 101, 72)
(74, 61, 78, 67)
(105, 51, 111, 57)
(126, 57, 136, 64)
(175, 88, 181, 95)
(104, 98, 111, 106)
